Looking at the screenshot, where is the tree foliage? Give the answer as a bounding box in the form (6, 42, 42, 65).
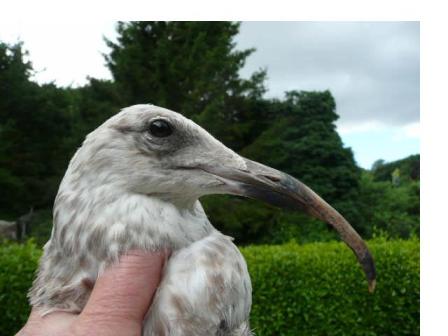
(0, 22, 419, 244)
(372, 154, 420, 182)
(357, 171, 419, 238)
(105, 21, 266, 149)
(0, 43, 73, 217)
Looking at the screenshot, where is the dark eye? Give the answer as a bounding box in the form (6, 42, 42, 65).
(149, 119, 173, 138)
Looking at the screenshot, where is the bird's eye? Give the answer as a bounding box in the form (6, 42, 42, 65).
(149, 119, 173, 138)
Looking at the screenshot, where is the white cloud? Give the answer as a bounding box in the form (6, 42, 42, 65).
(0, 21, 117, 87)
(402, 122, 420, 139)
(336, 120, 384, 135)
(338, 120, 420, 142)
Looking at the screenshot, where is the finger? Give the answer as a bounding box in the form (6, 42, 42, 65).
(79, 250, 168, 327)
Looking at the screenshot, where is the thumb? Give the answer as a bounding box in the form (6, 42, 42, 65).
(78, 250, 168, 333)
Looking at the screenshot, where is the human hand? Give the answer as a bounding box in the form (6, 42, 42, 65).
(17, 250, 169, 336)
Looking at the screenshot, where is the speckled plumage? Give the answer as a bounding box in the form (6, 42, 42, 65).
(29, 103, 376, 335)
(29, 105, 253, 335)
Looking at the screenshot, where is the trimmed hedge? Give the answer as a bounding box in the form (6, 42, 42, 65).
(0, 240, 41, 335)
(0, 239, 419, 335)
(241, 238, 419, 335)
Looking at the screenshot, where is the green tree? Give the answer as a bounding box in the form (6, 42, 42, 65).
(0, 42, 73, 217)
(0, 25, 420, 245)
(373, 154, 420, 182)
(371, 159, 385, 171)
(62, 78, 123, 151)
(357, 171, 420, 238)
(105, 21, 266, 149)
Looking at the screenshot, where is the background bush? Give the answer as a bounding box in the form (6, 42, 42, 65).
(0, 238, 418, 335)
(242, 238, 419, 336)
(0, 240, 41, 335)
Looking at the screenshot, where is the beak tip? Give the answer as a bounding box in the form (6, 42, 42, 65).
(359, 249, 376, 293)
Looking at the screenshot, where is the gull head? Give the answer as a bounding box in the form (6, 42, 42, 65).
(68, 104, 248, 204)
(54, 104, 375, 291)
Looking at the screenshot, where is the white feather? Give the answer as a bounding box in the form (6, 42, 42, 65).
(29, 104, 254, 335)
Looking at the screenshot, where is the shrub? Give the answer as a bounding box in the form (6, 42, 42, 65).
(356, 172, 420, 238)
(0, 239, 419, 335)
(241, 238, 419, 335)
(0, 240, 41, 335)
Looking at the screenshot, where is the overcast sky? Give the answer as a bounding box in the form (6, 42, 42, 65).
(236, 22, 420, 168)
(0, 21, 419, 168)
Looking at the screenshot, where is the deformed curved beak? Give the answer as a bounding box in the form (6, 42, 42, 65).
(200, 158, 376, 292)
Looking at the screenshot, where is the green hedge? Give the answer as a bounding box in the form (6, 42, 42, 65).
(0, 239, 419, 335)
(241, 238, 419, 335)
(0, 240, 41, 335)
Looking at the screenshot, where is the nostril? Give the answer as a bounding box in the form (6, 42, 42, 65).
(262, 174, 281, 183)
